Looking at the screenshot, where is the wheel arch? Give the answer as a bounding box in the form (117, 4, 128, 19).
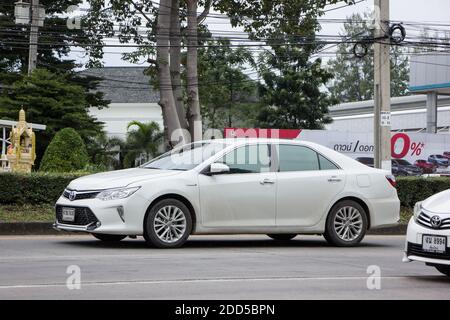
(328, 196, 371, 229)
(144, 193, 197, 233)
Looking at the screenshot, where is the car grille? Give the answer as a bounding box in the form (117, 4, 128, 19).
(55, 205, 99, 226)
(407, 242, 450, 260)
(416, 211, 450, 230)
(62, 189, 100, 201)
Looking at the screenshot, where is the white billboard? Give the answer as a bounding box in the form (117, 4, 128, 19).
(297, 130, 450, 174)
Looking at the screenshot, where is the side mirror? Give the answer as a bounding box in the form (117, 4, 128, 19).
(208, 163, 230, 175)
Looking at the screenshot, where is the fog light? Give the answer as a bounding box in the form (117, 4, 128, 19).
(117, 206, 125, 222)
(96, 221, 101, 228)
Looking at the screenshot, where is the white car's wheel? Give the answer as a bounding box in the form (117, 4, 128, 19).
(324, 200, 368, 247)
(435, 265, 450, 277)
(144, 199, 192, 248)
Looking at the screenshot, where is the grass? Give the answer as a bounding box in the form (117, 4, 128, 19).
(0, 204, 54, 223)
(400, 206, 413, 224)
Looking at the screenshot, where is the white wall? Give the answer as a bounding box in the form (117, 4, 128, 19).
(89, 103, 163, 139)
(327, 106, 450, 133)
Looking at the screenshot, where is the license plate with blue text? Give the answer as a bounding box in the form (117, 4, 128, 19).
(422, 235, 447, 253)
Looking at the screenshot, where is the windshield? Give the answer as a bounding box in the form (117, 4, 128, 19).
(395, 159, 412, 165)
(142, 142, 227, 171)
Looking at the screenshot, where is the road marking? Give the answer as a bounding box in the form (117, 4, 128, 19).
(0, 275, 440, 290)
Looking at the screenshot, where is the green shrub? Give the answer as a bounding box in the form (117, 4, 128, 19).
(0, 172, 86, 205)
(396, 176, 450, 208)
(0, 173, 449, 208)
(40, 128, 90, 172)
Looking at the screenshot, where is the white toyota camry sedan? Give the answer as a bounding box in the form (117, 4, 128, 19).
(404, 189, 450, 277)
(54, 138, 400, 248)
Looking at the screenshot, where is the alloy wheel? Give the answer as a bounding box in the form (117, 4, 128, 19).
(153, 205, 187, 243)
(333, 206, 363, 242)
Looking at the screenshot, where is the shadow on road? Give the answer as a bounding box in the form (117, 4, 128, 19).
(403, 275, 450, 284)
(58, 236, 393, 250)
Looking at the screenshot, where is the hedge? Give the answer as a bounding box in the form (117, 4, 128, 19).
(0, 173, 449, 207)
(0, 172, 86, 205)
(396, 176, 450, 208)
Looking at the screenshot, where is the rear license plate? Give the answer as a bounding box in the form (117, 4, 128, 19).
(62, 207, 75, 222)
(422, 235, 447, 253)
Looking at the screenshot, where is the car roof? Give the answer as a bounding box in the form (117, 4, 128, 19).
(202, 138, 308, 145)
(197, 138, 374, 171)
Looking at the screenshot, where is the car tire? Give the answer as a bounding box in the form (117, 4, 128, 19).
(92, 234, 127, 242)
(435, 265, 450, 277)
(267, 234, 297, 241)
(324, 200, 368, 247)
(144, 198, 192, 248)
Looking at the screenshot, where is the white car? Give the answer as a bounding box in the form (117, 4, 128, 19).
(54, 138, 400, 248)
(404, 189, 450, 277)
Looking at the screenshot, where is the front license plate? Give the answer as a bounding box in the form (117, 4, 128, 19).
(422, 235, 447, 253)
(62, 207, 75, 222)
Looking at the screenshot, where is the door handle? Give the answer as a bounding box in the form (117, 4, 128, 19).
(260, 178, 275, 185)
(328, 176, 342, 182)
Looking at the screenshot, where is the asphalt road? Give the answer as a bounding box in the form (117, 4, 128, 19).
(0, 234, 449, 300)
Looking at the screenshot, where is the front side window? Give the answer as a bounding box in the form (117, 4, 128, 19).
(217, 144, 271, 174)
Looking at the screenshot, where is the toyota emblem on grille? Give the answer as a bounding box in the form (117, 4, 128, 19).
(69, 190, 77, 201)
(430, 215, 442, 229)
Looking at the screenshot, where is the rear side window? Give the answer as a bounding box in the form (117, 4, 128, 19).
(278, 145, 319, 172)
(318, 154, 338, 170)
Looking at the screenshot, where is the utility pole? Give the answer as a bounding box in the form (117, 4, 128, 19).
(373, 0, 391, 171)
(228, 73, 233, 127)
(28, 0, 40, 74)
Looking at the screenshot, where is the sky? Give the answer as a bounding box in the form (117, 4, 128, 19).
(70, 0, 450, 68)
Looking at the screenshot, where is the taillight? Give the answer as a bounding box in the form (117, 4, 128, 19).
(386, 174, 396, 188)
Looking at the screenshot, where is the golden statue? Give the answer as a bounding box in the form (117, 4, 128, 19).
(6, 108, 36, 173)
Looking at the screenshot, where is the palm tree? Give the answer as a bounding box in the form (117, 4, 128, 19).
(124, 121, 164, 168)
(86, 133, 126, 170)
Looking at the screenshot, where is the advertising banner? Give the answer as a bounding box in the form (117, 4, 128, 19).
(224, 128, 450, 174)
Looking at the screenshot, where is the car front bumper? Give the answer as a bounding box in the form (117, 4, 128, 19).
(404, 217, 450, 266)
(54, 193, 148, 235)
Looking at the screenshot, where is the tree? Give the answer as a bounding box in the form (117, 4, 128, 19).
(327, 12, 410, 102)
(216, 0, 340, 129)
(0, 0, 108, 102)
(1, 0, 77, 74)
(40, 128, 89, 172)
(197, 39, 257, 129)
(124, 120, 163, 168)
(86, 0, 212, 145)
(214, 0, 350, 129)
(86, 133, 126, 170)
(256, 43, 336, 129)
(0, 69, 104, 165)
(86, 0, 348, 144)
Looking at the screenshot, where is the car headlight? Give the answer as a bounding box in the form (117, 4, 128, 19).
(97, 187, 140, 201)
(413, 201, 422, 221)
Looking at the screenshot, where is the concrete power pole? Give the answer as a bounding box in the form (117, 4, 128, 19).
(28, 0, 40, 74)
(373, 0, 391, 171)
